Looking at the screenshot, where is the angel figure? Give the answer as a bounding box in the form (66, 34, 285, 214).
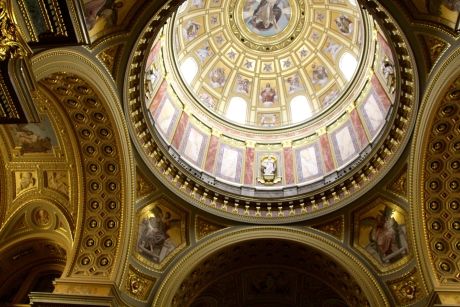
(137, 206, 181, 263)
(361, 206, 408, 264)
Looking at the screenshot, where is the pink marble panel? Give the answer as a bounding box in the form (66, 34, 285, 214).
(172, 113, 189, 150)
(320, 135, 335, 173)
(204, 135, 219, 173)
(149, 80, 167, 114)
(371, 76, 392, 110)
(146, 41, 161, 68)
(350, 109, 368, 148)
(283, 147, 295, 184)
(377, 32, 393, 60)
(244, 147, 255, 185)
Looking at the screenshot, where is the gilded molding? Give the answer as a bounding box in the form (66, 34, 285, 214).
(153, 227, 390, 307)
(386, 164, 408, 199)
(125, 0, 417, 222)
(123, 265, 156, 301)
(387, 269, 427, 306)
(311, 216, 344, 241)
(0, 0, 29, 61)
(195, 215, 226, 240)
(32, 47, 136, 286)
(409, 46, 460, 292)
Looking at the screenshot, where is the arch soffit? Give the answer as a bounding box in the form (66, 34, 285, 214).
(153, 227, 389, 307)
(410, 47, 460, 290)
(31, 48, 135, 284)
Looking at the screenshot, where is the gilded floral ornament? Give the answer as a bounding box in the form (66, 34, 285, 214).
(387, 270, 424, 305)
(0, 0, 29, 61)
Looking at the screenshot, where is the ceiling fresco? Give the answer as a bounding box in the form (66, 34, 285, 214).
(82, 0, 140, 40)
(405, 0, 460, 30)
(173, 0, 363, 128)
(137, 0, 404, 203)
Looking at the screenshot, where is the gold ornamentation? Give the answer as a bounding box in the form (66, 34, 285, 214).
(422, 76, 460, 285)
(196, 216, 226, 240)
(420, 35, 448, 71)
(312, 216, 344, 240)
(125, 267, 155, 300)
(0, 0, 29, 61)
(40, 72, 124, 278)
(136, 167, 155, 199)
(97, 45, 120, 76)
(387, 269, 424, 305)
(386, 165, 407, 199)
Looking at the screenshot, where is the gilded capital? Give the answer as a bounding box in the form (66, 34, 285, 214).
(0, 0, 29, 61)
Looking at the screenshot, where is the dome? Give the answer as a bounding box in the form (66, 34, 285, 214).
(136, 0, 402, 220)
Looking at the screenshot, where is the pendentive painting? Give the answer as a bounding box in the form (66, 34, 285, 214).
(135, 200, 186, 268)
(354, 198, 410, 271)
(243, 0, 292, 36)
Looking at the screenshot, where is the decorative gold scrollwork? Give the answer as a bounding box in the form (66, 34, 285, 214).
(0, 0, 29, 61)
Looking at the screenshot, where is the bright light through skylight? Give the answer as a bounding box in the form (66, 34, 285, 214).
(339, 52, 358, 81)
(290, 95, 312, 123)
(226, 97, 247, 124)
(347, 0, 357, 6)
(180, 57, 198, 85)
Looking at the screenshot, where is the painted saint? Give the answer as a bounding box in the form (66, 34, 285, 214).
(324, 40, 342, 58)
(196, 44, 213, 62)
(137, 206, 181, 263)
(311, 64, 329, 86)
(361, 206, 408, 264)
(286, 75, 302, 93)
(198, 93, 215, 109)
(209, 68, 226, 88)
(335, 14, 353, 35)
(259, 83, 277, 106)
(183, 20, 201, 41)
(236, 76, 251, 94)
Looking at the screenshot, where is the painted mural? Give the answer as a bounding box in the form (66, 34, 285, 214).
(136, 202, 185, 265)
(243, 0, 292, 36)
(408, 0, 460, 30)
(355, 200, 410, 270)
(7, 116, 58, 154)
(83, 0, 139, 40)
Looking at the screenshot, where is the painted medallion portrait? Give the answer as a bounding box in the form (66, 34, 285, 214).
(243, 0, 292, 36)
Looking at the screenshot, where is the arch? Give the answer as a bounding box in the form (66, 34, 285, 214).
(290, 95, 312, 123)
(226, 97, 247, 124)
(153, 227, 389, 306)
(31, 47, 134, 285)
(410, 48, 460, 291)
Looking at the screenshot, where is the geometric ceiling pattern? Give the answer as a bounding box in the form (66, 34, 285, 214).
(141, 0, 402, 204)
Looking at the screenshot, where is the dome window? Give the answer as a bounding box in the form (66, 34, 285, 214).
(180, 57, 198, 85)
(226, 97, 247, 124)
(339, 52, 358, 81)
(290, 95, 312, 123)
